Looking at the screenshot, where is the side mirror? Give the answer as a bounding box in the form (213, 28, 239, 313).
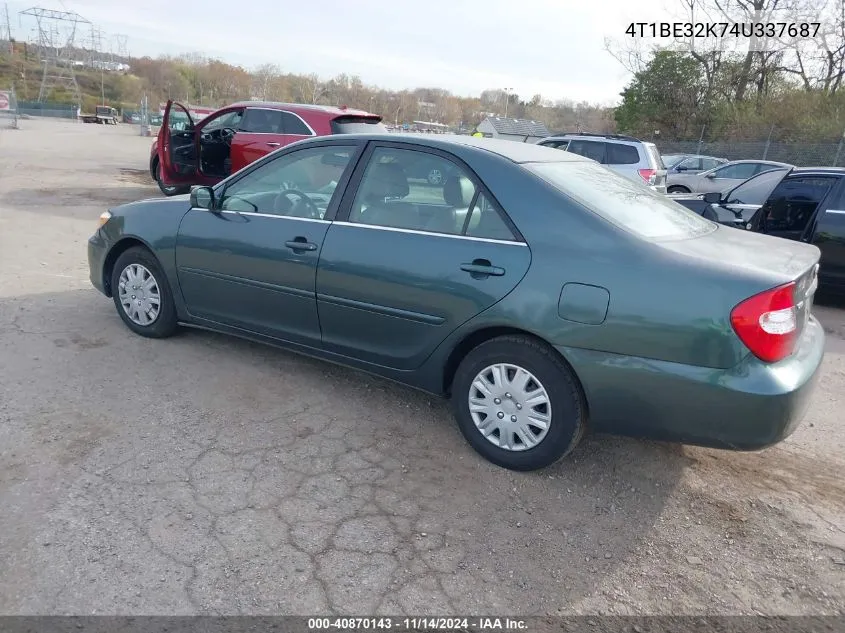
(190, 185, 215, 209)
(702, 191, 721, 204)
(676, 165, 687, 172)
(705, 173, 716, 179)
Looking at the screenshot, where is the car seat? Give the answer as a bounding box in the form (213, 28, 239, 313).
(355, 163, 421, 230)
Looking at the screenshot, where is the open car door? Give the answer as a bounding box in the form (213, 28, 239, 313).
(158, 100, 197, 187)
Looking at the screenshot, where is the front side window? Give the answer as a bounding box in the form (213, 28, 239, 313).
(723, 168, 790, 205)
(219, 146, 356, 218)
(202, 109, 243, 132)
(759, 176, 836, 233)
(527, 160, 715, 240)
(239, 108, 282, 133)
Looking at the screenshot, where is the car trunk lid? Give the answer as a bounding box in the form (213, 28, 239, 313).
(658, 225, 820, 344)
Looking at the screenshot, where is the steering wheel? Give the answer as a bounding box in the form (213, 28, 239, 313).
(220, 127, 236, 145)
(274, 188, 321, 219)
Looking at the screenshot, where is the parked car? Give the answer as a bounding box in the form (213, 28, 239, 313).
(89, 134, 824, 471)
(674, 166, 845, 295)
(150, 100, 385, 196)
(666, 159, 791, 194)
(537, 133, 667, 193)
(662, 153, 728, 174)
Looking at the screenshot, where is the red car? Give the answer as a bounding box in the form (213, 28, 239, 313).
(150, 100, 385, 195)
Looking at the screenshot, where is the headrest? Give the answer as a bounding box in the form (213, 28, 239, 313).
(363, 162, 409, 200)
(443, 176, 475, 207)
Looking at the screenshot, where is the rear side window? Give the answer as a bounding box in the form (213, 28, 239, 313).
(240, 109, 282, 133)
(526, 160, 715, 240)
(566, 140, 606, 163)
(331, 116, 388, 134)
(701, 158, 723, 170)
(605, 143, 640, 165)
(280, 112, 313, 136)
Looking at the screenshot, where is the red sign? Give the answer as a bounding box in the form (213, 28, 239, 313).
(0, 92, 10, 111)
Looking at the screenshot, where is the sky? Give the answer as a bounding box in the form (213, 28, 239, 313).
(7, 0, 681, 106)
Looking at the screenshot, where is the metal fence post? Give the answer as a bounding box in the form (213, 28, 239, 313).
(696, 124, 705, 155)
(834, 129, 845, 167)
(762, 124, 775, 160)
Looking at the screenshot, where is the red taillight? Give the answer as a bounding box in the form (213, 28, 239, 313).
(730, 281, 798, 363)
(638, 168, 656, 184)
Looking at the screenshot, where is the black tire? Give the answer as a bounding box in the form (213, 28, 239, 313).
(110, 246, 178, 339)
(451, 335, 586, 471)
(154, 159, 190, 197)
(667, 185, 690, 194)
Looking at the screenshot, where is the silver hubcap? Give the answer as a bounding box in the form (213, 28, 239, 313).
(118, 263, 161, 326)
(468, 363, 551, 451)
(428, 169, 443, 184)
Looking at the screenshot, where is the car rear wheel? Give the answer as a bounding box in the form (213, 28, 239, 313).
(667, 185, 691, 194)
(154, 159, 190, 197)
(451, 335, 586, 471)
(111, 246, 178, 339)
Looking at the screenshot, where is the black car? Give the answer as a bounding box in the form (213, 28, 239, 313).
(674, 167, 845, 295)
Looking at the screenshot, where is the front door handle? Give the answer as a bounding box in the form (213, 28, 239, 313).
(266, 142, 281, 147)
(461, 259, 505, 278)
(285, 237, 318, 252)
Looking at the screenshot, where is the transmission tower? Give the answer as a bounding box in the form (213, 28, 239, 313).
(86, 24, 104, 66)
(19, 7, 91, 105)
(112, 33, 128, 60)
(2, 3, 13, 54)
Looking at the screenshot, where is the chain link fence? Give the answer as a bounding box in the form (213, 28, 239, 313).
(654, 125, 845, 167)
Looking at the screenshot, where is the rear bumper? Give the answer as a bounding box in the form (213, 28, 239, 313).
(87, 230, 109, 296)
(558, 316, 825, 450)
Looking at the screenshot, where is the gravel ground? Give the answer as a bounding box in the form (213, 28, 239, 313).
(0, 118, 843, 616)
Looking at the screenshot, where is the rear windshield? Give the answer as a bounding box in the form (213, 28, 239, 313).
(331, 116, 387, 134)
(526, 161, 716, 240)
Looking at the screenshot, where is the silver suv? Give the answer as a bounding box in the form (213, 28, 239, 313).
(538, 133, 667, 194)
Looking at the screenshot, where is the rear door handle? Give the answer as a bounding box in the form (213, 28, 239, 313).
(460, 259, 505, 277)
(285, 238, 318, 252)
(266, 142, 281, 147)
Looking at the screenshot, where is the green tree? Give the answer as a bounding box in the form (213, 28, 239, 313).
(614, 50, 707, 139)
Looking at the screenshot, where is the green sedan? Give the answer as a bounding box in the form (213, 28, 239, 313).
(88, 134, 825, 471)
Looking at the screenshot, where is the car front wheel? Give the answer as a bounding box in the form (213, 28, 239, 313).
(111, 246, 178, 338)
(667, 185, 691, 194)
(451, 335, 586, 471)
(154, 160, 190, 197)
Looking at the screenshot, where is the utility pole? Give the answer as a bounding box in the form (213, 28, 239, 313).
(503, 87, 512, 118)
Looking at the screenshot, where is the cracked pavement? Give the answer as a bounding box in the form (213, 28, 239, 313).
(0, 119, 843, 616)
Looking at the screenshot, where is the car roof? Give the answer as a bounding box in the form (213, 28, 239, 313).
(227, 101, 379, 118)
(307, 133, 591, 164)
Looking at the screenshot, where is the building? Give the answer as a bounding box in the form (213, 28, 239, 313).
(474, 116, 551, 143)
